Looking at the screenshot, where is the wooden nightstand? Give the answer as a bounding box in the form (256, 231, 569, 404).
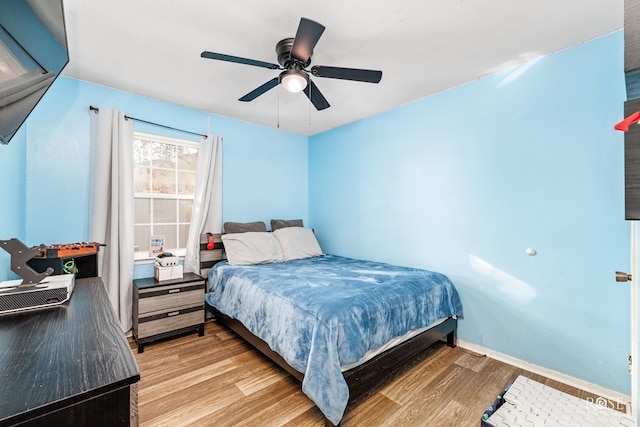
(133, 272, 205, 353)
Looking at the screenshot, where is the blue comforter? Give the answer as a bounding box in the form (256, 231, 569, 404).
(206, 254, 463, 425)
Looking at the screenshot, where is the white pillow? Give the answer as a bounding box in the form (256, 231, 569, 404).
(221, 232, 284, 265)
(272, 227, 323, 261)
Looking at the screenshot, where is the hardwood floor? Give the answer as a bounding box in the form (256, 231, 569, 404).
(131, 321, 625, 426)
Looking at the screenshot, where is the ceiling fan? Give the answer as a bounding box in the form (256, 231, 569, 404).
(200, 18, 382, 111)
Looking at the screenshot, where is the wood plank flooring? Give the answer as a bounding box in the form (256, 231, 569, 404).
(131, 321, 625, 426)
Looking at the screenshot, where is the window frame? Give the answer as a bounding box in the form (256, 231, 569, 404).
(133, 131, 199, 262)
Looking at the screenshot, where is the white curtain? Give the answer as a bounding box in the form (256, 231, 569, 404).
(184, 135, 223, 274)
(89, 107, 134, 332)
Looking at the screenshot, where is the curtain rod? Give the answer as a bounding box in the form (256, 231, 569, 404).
(89, 106, 207, 139)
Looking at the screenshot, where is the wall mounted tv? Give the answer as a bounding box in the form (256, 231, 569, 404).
(0, 0, 68, 145)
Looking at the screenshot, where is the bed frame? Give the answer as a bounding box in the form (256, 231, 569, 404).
(199, 233, 457, 426)
(206, 305, 455, 425)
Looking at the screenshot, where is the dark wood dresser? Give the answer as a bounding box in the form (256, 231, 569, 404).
(0, 277, 140, 426)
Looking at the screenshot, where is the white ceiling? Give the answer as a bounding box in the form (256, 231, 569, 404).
(60, 1, 623, 137)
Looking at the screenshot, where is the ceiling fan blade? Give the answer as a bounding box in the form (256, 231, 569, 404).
(291, 18, 325, 63)
(311, 65, 382, 83)
(239, 78, 280, 102)
(303, 80, 330, 110)
(201, 51, 280, 70)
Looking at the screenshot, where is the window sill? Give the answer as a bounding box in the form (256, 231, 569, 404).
(134, 249, 186, 264)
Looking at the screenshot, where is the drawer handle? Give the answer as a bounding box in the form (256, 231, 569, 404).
(168, 289, 181, 294)
(167, 311, 180, 317)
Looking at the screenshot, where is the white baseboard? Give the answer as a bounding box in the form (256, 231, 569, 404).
(457, 339, 632, 413)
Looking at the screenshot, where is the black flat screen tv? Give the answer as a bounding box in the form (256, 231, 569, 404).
(0, 0, 68, 145)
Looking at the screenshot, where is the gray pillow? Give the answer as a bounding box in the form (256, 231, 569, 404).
(223, 221, 267, 234)
(270, 219, 303, 231)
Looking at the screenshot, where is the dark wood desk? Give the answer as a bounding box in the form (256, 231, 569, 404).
(0, 277, 140, 426)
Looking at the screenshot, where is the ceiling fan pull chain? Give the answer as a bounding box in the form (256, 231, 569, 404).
(277, 84, 280, 128)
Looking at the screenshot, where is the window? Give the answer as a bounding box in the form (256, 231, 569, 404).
(133, 132, 199, 260)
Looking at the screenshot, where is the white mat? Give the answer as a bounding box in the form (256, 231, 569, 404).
(485, 375, 635, 427)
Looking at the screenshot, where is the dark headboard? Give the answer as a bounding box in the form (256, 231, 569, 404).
(199, 233, 224, 278)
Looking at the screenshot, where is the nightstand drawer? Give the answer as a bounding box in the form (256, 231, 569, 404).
(138, 285, 204, 314)
(138, 307, 203, 339)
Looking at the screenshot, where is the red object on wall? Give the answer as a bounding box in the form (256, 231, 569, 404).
(614, 111, 640, 132)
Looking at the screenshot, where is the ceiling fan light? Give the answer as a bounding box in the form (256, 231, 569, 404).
(281, 70, 308, 93)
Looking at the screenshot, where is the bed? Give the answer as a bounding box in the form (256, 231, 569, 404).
(202, 223, 463, 426)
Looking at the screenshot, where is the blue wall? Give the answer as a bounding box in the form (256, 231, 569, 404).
(212, 115, 309, 225)
(309, 32, 630, 393)
(1, 76, 307, 279)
